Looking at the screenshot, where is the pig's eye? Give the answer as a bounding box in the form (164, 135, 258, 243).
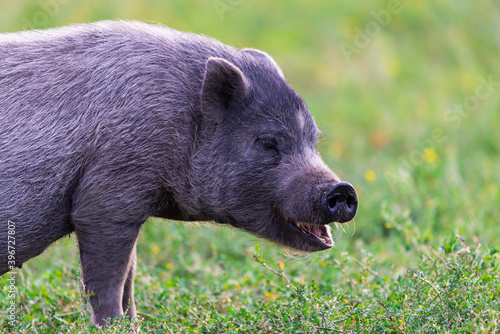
(257, 138, 277, 150)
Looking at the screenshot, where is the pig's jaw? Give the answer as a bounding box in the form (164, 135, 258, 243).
(265, 217, 336, 252)
(219, 214, 336, 252)
(290, 221, 333, 249)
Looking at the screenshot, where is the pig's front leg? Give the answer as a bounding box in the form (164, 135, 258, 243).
(75, 221, 141, 326)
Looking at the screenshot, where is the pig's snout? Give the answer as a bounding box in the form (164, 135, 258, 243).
(321, 182, 358, 223)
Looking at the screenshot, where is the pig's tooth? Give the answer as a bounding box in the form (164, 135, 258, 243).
(313, 225, 333, 244)
(295, 222, 319, 236)
(326, 225, 332, 238)
(301, 223, 308, 234)
(303, 223, 311, 233)
(296, 222, 309, 234)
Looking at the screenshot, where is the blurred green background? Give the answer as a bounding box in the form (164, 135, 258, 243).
(0, 0, 499, 329)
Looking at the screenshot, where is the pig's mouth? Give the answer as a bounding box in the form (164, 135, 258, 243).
(221, 214, 335, 252)
(290, 221, 333, 248)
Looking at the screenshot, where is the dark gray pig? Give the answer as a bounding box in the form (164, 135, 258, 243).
(0, 21, 357, 325)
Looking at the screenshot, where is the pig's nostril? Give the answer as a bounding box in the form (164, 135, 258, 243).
(346, 195, 357, 212)
(328, 194, 346, 210)
(323, 182, 358, 223)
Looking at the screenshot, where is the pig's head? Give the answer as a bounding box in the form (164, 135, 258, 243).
(190, 49, 357, 252)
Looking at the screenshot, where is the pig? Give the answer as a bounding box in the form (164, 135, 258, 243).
(0, 20, 358, 325)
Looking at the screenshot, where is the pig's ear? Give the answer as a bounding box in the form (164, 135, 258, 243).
(201, 57, 250, 116)
(242, 48, 285, 79)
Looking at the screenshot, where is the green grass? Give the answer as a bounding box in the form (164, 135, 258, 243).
(1, 0, 499, 332)
(1, 225, 499, 333)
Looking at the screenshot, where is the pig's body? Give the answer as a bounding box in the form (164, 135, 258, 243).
(0, 21, 226, 267)
(0, 21, 357, 325)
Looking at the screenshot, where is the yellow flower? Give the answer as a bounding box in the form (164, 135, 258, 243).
(423, 147, 438, 163)
(151, 244, 160, 256)
(382, 56, 401, 78)
(365, 170, 376, 181)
